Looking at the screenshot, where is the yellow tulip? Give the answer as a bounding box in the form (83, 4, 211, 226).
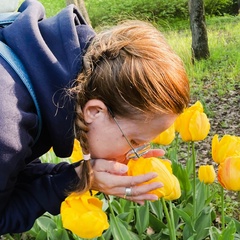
(175, 101, 210, 142)
(212, 134, 240, 164)
(61, 192, 109, 238)
(198, 165, 216, 184)
(187, 100, 204, 112)
(127, 157, 181, 200)
(218, 156, 240, 191)
(70, 139, 83, 163)
(151, 123, 175, 145)
(175, 101, 203, 133)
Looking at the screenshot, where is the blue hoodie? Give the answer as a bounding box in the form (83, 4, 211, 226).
(0, 0, 95, 233)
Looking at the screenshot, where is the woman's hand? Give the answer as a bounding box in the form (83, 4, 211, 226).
(91, 158, 163, 205)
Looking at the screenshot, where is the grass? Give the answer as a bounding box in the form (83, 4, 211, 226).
(38, 0, 240, 98)
(161, 15, 240, 97)
(38, 0, 65, 16)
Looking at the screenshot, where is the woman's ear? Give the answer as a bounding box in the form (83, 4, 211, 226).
(83, 99, 107, 124)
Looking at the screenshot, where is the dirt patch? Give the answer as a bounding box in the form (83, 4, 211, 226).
(192, 84, 240, 165)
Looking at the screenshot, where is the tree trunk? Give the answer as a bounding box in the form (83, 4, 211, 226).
(189, 0, 210, 61)
(66, 0, 91, 26)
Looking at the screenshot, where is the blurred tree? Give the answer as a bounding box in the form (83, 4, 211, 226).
(233, 0, 240, 14)
(189, 0, 210, 61)
(66, 0, 91, 25)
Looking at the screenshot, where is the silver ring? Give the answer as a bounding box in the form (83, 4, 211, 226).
(124, 187, 132, 198)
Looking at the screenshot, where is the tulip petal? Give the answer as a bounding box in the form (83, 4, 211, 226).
(178, 111, 193, 141)
(152, 123, 175, 145)
(189, 111, 210, 141)
(128, 157, 181, 200)
(218, 156, 240, 191)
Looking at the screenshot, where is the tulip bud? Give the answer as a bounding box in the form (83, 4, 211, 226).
(198, 165, 216, 184)
(175, 101, 210, 142)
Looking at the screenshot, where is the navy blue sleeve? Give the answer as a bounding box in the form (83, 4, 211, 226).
(0, 160, 79, 234)
(0, 60, 79, 234)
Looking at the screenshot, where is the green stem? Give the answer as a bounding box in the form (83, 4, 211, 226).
(187, 142, 191, 166)
(192, 141, 196, 220)
(221, 186, 225, 230)
(108, 199, 125, 239)
(161, 198, 176, 240)
(175, 133, 179, 163)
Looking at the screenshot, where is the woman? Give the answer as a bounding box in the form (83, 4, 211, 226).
(0, 0, 189, 234)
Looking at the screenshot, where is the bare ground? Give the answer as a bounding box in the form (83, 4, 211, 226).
(192, 84, 240, 165)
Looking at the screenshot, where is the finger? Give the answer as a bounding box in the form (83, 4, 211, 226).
(121, 181, 163, 203)
(93, 159, 128, 175)
(121, 181, 162, 198)
(111, 180, 162, 198)
(93, 172, 159, 192)
(125, 193, 159, 204)
(143, 149, 165, 158)
(115, 172, 159, 187)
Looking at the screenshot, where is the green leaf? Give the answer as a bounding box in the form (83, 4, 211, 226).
(47, 228, 70, 240)
(146, 231, 167, 240)
(36, 215, 57, 232)
(195, 181, 207, 217)
(111, 199, 125, 214)
(209, 226, 221, 240)
(221, 220, 236, 240)
(186, 235, 196, 240)
(35, 230, 47, 240)
(182, 224, 196, 240)
(101, 227, 112, 240)
(174, 207, 193, 229)
(109, 214, 139, 240)
(175, 206, 196, 239)
(226, 216, 240, 233)
(173, 163, 192, 198)
(149, 212, 167, 232)
(194, 207, 213, 240)
(186, 154, 194, 177)
(209, 220, 236, 240)
(135, 202, 149, 235)
(149, 200, 163, 219)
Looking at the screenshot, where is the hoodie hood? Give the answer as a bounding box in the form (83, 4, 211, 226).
(2, 0, 95, 156)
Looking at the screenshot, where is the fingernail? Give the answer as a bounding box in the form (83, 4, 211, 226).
(157, 183, 164, 188)
(120, 165, 128, 173)
(152, 172, 158, 177)
(152, 195, 158, 201)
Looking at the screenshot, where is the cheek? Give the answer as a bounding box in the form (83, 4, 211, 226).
(87, 127, 129, 160)
(90, 140, 129, 160)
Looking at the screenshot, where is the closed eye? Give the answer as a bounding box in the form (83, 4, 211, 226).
(130, 139, 140, 147)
